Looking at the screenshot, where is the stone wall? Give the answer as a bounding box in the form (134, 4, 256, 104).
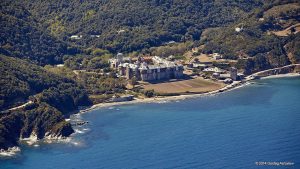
(124, 66, 184, 81)
(255, 64, 300, 77)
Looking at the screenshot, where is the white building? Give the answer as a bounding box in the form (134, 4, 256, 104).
(70, 35, 82, 40)
(90, 35, 100, 38)
(109, 53, 124, 69)
(212, 53, 222, 60)
(235, 27, 243, 32)
(117, 29, 126, 34)
(203, 67, 225, 73)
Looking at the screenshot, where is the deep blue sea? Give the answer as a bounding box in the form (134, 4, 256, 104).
(1, 77, 300, 169)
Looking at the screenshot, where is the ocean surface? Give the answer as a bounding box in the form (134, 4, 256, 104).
(1, 77, 300, 169)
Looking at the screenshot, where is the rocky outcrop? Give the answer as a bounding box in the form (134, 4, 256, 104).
(0, 103, 74, 150)
(0, 112, 24, 150)
(50, 121, 74, 138)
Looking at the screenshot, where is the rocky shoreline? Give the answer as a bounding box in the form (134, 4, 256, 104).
(0, 132, 75, 157)
(252, 64, 300, 78)
(1, 64, 299, 157)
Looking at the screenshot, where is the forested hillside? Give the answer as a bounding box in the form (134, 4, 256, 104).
(2, 0, 299, 64)
(9, 0, 264, 53)
(0, 55, 90, 112)
(0, 1, 79, 65)
(0, 103, 74, 150)
(0, 55, 91, 150)
(200, 1, 300, 74)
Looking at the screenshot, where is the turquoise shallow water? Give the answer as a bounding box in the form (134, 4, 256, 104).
(1, 77, 300, 169)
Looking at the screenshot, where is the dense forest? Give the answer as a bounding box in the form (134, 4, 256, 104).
(1, 0, 299, 65)
(2, 0, 267, 57)
(0, 55, 90, 112)
(0, 1, 80, 65)
(0, 55, 91, 149)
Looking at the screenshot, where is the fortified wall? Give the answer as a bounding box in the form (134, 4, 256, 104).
(110, 54, 184, 81)
(254, 64, 300, 77)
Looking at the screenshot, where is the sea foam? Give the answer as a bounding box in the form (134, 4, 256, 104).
(0, 147, 21, 157)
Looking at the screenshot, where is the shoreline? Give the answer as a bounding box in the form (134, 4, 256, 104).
(80, 71, 300, 114)
(1, 70, 299, 157)
(0, 147, 21, 157)
(80, 81, 247, 113)
(259, 73, 300, 79)
(1, 65, 299, 154)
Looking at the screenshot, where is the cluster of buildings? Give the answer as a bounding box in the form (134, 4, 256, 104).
(109, 52, 242, 84)
(184, 52, 243, 83)
(109, 53, 184, 81)
(211, 67, 238, 83)
(200, 65, 240, 83)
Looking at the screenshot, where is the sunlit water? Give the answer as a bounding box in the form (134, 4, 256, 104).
(1, 77, 300, 169)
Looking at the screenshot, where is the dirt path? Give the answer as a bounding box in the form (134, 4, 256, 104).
(7, 101, 33, 111)
(272, 23, 300, 36)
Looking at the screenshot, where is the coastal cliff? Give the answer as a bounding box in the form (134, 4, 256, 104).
(0, 55, 90, 151)
(0, 103, 74, 150)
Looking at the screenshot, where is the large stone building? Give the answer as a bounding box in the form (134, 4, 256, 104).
(110, 53, 124, 69)
(229, 67, 237, 81)
(109, 55, 184, 81)
(211, 67, 238, 81)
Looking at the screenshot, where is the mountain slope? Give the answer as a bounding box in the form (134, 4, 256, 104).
(0, 55, 90, 112)
(12, 0, 264, 52)
(0, 1, 79, 65)
(0, 55, 92, 150)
